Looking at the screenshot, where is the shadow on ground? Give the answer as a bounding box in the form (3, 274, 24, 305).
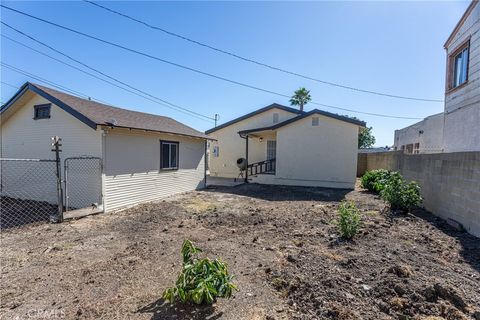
(205, 183, 351, 202)
(137, 298, 222, 320)
(407, 208, 480, 274)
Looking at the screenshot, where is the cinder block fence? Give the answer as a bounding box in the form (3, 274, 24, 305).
(357, 151, 480, 238)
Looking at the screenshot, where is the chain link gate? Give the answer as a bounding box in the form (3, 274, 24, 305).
(64, 157, 103, 214)
(0, 159, 59, 229)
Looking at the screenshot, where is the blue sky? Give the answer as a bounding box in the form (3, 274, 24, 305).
(0, 1, 470, 146)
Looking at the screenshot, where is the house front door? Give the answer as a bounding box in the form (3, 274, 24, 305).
(267, 140, 276, 160)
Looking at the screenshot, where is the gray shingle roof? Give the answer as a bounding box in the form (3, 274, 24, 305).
(1, 82, 210, 140)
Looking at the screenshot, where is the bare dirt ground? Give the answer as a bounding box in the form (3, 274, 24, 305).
(1, 182, 479, 320)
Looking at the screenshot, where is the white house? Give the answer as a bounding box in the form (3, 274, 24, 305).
(0, 82, 209, 214)
(393, 112, 444, 154)
(206, 104, 366, 189)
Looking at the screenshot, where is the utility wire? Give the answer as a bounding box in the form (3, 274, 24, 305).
(0, 8, 424, 120)
(83, 0, 443, 103)
(1, 35, 214, 123)
(1, 25, 215, 122)
(1, 62, 108, 102)
(1, 81, 19, 89)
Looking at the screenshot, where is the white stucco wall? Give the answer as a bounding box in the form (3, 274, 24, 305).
(0, 94, 102, 205)
(393, 113, 444, 153)
(271, 114, 359, 189)
(208, 108, 298, 178)
(443, 2, 480, 152)
(103, 129, 205, 211)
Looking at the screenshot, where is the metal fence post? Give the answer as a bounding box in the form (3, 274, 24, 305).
(51, 136, 63, 223)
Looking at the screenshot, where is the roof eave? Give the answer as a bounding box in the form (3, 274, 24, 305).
(444, 0, 478, 49)
(205, 103, 303, 134)
(101, 124, 214, 140)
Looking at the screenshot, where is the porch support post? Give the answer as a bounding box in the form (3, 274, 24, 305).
(245, 135, 249, 183)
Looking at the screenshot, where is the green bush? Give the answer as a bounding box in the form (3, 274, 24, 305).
(163, 240, 237, 305)
(337, 201, 361, 239)
(380, 174, 422, 212)
(361, 169, 394, 193)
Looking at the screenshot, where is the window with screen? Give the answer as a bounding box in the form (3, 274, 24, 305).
(312, 117, 319, 126)
(160, 141, 179, 170)
(34, 104, 51, 120)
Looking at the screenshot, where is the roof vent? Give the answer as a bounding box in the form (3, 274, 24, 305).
(106, 118, 118, 126)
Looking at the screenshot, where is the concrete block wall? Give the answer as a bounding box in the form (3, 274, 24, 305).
(358, 151, 480, 237)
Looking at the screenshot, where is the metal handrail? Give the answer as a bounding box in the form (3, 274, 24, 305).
(247, 158, 276, 176)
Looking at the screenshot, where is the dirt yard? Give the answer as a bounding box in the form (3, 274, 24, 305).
(1, 182, 479, 320)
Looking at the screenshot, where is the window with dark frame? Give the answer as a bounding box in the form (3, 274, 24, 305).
(449, 40, 470, 90)
(160, 140, 179, 170)
(33, 104, 51, 120)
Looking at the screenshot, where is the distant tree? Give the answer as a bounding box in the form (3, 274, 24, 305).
(358, 127, 376, 148)
(290, 87, 311, 112)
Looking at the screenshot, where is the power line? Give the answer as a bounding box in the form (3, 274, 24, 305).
(1, 81, 19, 89)
(1, 62, 109, 103)
(1, 35, 213, 123)
(83, 0, 444, 103)
(1, 26, 215, 123)
(0, 8, 424, 120)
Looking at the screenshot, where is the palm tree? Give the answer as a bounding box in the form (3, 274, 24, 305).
(290, 87, 311, 112)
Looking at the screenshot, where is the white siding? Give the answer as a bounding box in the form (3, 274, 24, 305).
(1, 94, 102, 204)
(1, 94, 102, 159)
(103, 129, 205, 211)
(273, 114, 359, 189)
(444, 3, 480, 152)
(208, 108, 298, 178)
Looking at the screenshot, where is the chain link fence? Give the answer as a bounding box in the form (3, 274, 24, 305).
(64, 157, 103, 212)
(0, 159, 60, 229)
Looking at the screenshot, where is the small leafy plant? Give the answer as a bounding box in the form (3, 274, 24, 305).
(337, 201, 361, 239)
(380, 174, 422, 212)
(361, 169, 393, 193)
(163, 240, 237, 305)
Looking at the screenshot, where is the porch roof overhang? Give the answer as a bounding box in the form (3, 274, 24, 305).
(238, 125, 277, 137)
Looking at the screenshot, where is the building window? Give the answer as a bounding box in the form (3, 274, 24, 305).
(160, 140, 179, 170)
(406, 144, 414, 154)
(413, 143, 420, 154)
(312, 117, 319, 126)
(449, 40, 469, 89)
(212, 146, 219, 157)
(273, 113, 279, 124)
(34, 104, 51, 120)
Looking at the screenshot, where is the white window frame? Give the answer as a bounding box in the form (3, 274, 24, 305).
(160, 140, 179, 170)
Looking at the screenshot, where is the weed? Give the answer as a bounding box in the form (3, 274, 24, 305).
(337, 201, 361, 239)
(163, 240, 237, 305)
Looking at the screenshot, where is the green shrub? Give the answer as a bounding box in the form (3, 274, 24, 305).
(380, 174, 422, 212)
(163, 240, 237, 305)
(361, 169, 393, 193)
(337, 201, 361, 239)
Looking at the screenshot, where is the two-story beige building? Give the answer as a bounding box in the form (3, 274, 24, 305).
(206, 104, 365, 189)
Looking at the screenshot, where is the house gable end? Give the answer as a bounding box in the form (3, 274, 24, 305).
(1, 83, 98, 130)
(205, 103, 303, 134)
